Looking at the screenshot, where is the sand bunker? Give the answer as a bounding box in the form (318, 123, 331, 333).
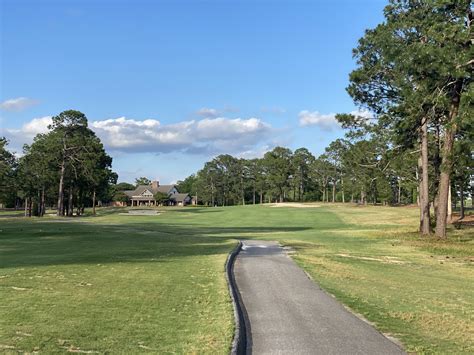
(269, 202, 321, 208)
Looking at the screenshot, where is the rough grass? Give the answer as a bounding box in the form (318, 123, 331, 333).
(281, 204, 474, 354)
(1, 204, 473, 353)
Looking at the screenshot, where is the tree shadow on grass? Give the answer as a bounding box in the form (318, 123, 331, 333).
(0, 219, 312, 269)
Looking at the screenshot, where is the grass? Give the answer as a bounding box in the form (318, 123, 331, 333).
(0, 204, 473, 353)
(0, 210, 236, 353)
(0, 210, 24, 217)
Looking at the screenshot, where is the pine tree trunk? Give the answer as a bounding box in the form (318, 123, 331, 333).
(435, 84, 461, 238)
(332, 182, 336, 203)
(241, 175, 245, 206)
(37, 191, 42, 216)
(28, 198, 32, 217)
(447, 184, 452, 223)
(460, 185, 465, 220)
(68, 188, 74, 216)
(341, 178, 345, 203)
(41, 187, 45, 216)
(398, 178, 402, 204)
(92, 189, 96, 215)
(57, 157, 66, 216)
(433, 124, 441, 218)
(420, 118, 431, 235)
(24, 197, 29, 217)
(416, 161, 420, 206)
(418, 156, 424, 225)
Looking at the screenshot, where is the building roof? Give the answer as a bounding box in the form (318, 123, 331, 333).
(156, 185, 176, 194)
(170, 193, 191, 203)
(124, 184, 177, 198)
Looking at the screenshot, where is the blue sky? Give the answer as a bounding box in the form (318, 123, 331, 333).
(0, 0, 386, 184)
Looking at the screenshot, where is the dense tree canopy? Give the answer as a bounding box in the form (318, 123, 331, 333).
(0, 110, 116, 216)
(345, 0, 473, 237)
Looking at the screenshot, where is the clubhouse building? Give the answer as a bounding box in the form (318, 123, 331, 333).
(122, 181, 193, 207)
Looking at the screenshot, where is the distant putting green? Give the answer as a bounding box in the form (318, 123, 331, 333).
(0, 205, 473, 353)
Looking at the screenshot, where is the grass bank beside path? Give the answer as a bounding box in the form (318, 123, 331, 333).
(280, 205, 473, 354)
(1, 204, 473, 353)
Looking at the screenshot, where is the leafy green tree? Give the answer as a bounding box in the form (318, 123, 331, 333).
(344, 0, 473, 237)
(195, 161, 219, 206)
(263, 147, 293, 203)
(135, 177, 151, 186)
(114, 182, 136, 192)
(177, 174, 197, 196)
(153, 191, 169, 205)
(17, 110, 117, 217)
(114, 191, 130, 204)
(452, 119, 474, 219)
(292, 148, 315, 201)
(247, 159, 266, 204)
(310, 155, 333, 203)
(18, 134, 58, 216)
(48, 110, 91, 216)
(0, 138, 17, 208)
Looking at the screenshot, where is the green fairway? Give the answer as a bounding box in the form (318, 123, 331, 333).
(1, 205, 473, 353)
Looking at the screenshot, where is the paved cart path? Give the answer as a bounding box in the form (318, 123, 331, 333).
(233, 240, 405, 355)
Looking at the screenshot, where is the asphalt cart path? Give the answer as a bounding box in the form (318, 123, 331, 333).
(233, 240, 405, 355)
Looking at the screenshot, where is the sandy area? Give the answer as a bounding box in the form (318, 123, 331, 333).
(268, 202, 321, 208)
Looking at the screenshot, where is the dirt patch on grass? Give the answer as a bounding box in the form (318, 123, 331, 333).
(336, 253, 408, 264)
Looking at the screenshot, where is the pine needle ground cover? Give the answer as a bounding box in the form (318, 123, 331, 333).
(1, 205, 473, 353)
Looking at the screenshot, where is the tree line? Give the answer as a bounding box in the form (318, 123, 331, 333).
(177, 138, 470, 212)
(345, 0, 473, 238)
(0, 1, 471, 239)
(0, 110, 117, 216)
(178, 1, 473, 238)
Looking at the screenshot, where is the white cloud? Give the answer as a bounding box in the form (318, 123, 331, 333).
(0, 97, 39, 111)
(1, 116, 51, 142)
(298, 109, 373, 129)
(0, 116, 51, 154)
(298, 111, 339, 130)
(196, 107, 220, 118)
(1, 115, 273, 156)
(21, 116, 53, 136)
(236, 144, 275, 159)
(91, 116, 272, 155)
